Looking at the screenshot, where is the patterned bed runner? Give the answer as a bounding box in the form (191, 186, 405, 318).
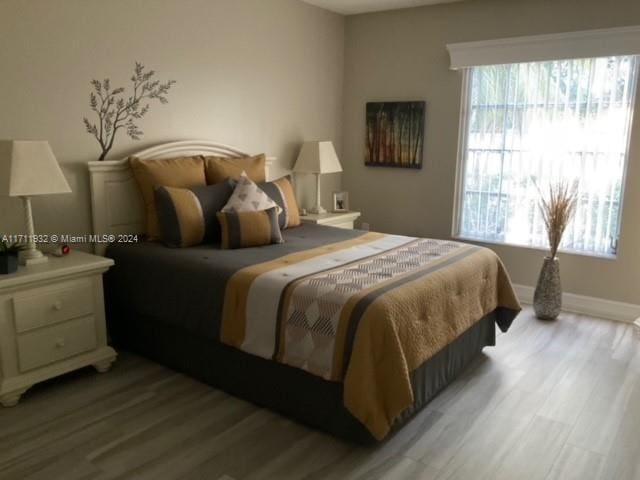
(221, 232, 521, 439)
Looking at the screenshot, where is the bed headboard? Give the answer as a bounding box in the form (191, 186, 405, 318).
(88, 140, 274, 255)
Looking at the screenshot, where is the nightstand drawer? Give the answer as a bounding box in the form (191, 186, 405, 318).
(12, 280, 95, 333)
(16, 316, 97, 372)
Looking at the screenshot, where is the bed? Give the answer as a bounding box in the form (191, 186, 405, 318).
(89, 140, 521, 443)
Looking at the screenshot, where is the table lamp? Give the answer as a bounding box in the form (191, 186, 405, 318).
(0, 141, 71, 265)
(293, 141, 342, 214)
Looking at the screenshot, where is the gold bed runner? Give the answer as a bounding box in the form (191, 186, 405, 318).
(220, 234, 521, 440)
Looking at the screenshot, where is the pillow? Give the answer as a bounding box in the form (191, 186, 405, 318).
(204, 154, 266, 184)
(154, 181, 234, 248)
(130, 156, 206, 239)
(217, 207, 283, 249)
(258, 176, 301, 229)
(221, 172, 282, 214)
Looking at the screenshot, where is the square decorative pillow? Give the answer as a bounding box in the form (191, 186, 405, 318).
(258, 176, 301, 229)
(204, 154, 266, 184)
(154, 181, 233, 248)
(217, 207, 283, 249)
(130, 156, 206, 239)
(221, 172, 282, 214)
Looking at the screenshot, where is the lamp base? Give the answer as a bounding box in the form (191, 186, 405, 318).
(308, 205, 327, 215)
(309, 173, 327, 215)
(19, 249, 48, 266)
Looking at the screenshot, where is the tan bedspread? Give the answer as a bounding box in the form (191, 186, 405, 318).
(220, 232, 521, 439)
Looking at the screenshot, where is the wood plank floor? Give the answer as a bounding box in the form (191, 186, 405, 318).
(1, 307, 639, 480)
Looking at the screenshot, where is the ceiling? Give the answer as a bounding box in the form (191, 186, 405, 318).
(301, 0, 463, 15)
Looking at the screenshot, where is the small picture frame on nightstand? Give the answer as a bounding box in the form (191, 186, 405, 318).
(333, 191, 349, 212)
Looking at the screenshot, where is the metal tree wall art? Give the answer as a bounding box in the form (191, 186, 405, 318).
(83, 62, 176, 160)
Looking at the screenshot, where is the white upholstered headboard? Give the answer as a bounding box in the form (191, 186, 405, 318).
(88, 140, 274, 255)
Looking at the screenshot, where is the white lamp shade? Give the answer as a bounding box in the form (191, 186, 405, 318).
(293, 141, 343, 174)
(0, 140, 71, 196)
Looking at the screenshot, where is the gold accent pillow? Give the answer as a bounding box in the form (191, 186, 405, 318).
(130, 156, 206, 239)
(217, 207, 283, 249)
(204, 154, 266, 184)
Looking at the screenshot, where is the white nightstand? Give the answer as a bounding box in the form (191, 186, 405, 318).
(301, 211, 361, 230)
(0, 251, 116, 407)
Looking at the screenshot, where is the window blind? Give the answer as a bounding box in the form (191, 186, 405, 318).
(456, 56, 638, 256)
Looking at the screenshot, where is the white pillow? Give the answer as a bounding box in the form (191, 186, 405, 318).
(221, 171, 282, 214)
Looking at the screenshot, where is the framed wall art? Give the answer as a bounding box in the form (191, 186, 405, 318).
(365, 101, 425, 169)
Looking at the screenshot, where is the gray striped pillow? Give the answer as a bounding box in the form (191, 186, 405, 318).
(154, 181, 233, 248)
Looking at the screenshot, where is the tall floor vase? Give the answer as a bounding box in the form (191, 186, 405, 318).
(533, 256, 562, 320)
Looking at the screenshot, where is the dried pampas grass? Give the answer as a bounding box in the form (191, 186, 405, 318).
(536, 180, 579, 259)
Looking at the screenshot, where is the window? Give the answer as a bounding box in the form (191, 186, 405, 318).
(455, 55, 638, 257)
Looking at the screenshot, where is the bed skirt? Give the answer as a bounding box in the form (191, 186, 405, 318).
(107, 310, 496, 444)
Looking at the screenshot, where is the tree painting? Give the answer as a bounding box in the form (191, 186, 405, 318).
(365, 101, 425, 168)
(83, 62, 176, 161)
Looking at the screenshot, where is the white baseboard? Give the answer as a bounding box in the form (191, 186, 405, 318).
(513, 284, 640, 324)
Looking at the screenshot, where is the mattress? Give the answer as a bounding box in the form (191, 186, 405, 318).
(105, 224, 520, 442)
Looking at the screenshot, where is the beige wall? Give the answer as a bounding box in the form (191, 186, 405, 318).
(0, 0, 344, 243)
(2, 0, 639, 305)
(343, 0, 640, 304)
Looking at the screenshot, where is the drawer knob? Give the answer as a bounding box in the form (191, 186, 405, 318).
(52, 301, 63, 311)
(55, 338, 66, 348)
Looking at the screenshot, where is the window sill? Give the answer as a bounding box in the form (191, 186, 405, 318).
(453, 235, 617, 261)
